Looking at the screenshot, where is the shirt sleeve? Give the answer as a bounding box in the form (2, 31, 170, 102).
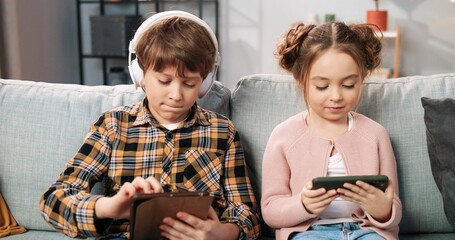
(220, 122, 261, 240)
(39, 114, 112, 238)
(372, 127, 403, 228)
(354, 125, 402, 231)
(260, 124, 316, 228)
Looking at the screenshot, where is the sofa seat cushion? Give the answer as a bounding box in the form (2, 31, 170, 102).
(0, 230, 94, 240)
(399, 233, 455, 240)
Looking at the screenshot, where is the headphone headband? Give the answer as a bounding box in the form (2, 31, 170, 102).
(129, 10, 218, 55)
(128, 10, 220, 98)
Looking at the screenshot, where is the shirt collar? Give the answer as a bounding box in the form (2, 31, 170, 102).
(132, 98, 211, 128)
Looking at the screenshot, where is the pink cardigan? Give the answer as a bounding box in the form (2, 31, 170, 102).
(261, 112, 402, 240)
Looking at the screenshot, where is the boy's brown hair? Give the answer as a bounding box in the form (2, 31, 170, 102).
(136, 17, 217, 79)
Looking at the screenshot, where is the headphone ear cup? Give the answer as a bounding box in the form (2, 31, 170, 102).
(199, 72, 215, 98)
(199, 53, 220, 98)
(129, 59, 144, 89)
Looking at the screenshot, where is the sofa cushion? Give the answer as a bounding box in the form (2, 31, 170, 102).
(421, 97, 455, 229)
(0, 79, 230, 232)
(231, 74, 305, 236)
(357, 75, 455, 234)
(0, 230, 93, 240)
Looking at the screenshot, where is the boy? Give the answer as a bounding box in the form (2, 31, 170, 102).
(39, 11, 260, 240)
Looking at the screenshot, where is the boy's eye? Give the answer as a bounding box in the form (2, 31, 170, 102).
(158, 80, 171, 85)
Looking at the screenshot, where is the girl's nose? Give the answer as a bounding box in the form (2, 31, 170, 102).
(330, 87, 342, 101)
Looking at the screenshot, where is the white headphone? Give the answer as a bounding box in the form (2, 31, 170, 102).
(128, 10, 220, 98)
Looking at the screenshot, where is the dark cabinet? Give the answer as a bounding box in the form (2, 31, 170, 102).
(76, 0, 219, 85)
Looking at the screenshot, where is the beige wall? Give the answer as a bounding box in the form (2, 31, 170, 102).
(0, 0, 78, 83)
(1, 0, 455, 89)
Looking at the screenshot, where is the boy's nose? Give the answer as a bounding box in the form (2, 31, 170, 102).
(169, 85, 183, 101)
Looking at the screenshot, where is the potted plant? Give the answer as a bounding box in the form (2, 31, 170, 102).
(367, 0, 388, 31)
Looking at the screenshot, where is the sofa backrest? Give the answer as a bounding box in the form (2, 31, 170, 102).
(0, 79, 230, 232)
(356, 73, 455, 234)
(231, 73, 455, 237)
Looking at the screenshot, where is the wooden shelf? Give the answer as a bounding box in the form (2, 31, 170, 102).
(392, 24, 401, 78)
(382, 31, 398, 38)
(76, 0, 219, 85)
(374, 24, 401, 79)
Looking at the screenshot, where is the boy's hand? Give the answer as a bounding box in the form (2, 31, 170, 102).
(337, 179, 394, 222)
(159, 207, 240, 240)
(95, 176, 163, 220)
(300, 181, 338, 215)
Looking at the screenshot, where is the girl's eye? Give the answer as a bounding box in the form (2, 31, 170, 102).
(315, 86, 328, 91)
(343, 85, 355, 89)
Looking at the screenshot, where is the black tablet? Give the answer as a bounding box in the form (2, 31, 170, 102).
(129, 191, 214, 240)
(312, 175, 388, 192)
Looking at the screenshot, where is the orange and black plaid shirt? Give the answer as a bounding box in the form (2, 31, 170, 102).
(40, 99, 260, 239)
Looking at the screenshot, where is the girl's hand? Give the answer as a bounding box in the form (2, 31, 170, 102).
(95, 176, 163, 220)
(337, 179, 394, 222)
(301, 181, 338, 215)
(160, 207, 240, 240)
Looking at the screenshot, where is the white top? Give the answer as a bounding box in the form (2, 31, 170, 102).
(313, 113, 360, 225)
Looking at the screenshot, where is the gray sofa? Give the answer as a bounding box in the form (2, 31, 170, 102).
(1, 73, 454, 239)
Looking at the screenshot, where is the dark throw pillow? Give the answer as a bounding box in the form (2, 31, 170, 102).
(421, 97, 455, 229)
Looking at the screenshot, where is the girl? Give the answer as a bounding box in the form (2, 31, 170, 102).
(261, 22, 402, 240)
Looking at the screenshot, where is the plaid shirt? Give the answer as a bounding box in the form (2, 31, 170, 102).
(39, 99, 260, 239)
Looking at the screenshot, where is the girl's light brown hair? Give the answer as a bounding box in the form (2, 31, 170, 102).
(275, 22, 382, 104)
(135, 17, 217, 79)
